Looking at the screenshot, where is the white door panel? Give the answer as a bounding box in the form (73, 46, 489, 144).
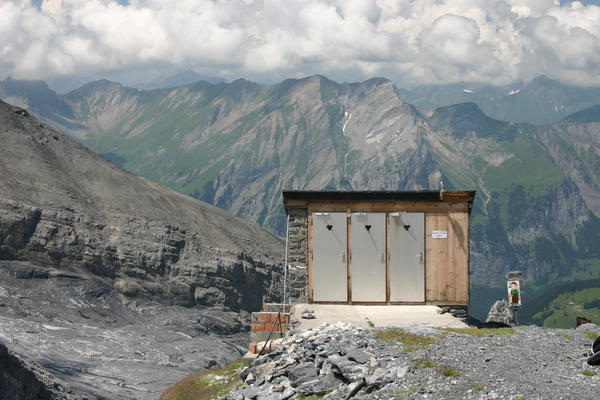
(351, 213, 386, 302)
(389, 212, 425, 301)
(312, 212, 347, 301)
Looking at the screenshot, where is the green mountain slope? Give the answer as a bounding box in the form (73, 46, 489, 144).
(564, 104, 600, 123)
(398, 75, 600, 124)
(1, 76, 598, 322)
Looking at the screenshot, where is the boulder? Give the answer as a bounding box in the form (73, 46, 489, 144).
(486, 299, 515, 326)
(287, 362, 317, 386)
(296, 373, 342, 396)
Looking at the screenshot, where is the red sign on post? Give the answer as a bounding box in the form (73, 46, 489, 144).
(507, 280, 521, 306)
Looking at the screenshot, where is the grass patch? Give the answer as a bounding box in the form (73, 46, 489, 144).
(393, 386, 422, 399)
(376, 329, 442, 352)
(585, 331, 599, 340)
(412, 358, 437, 369)
(582, 370, 598, 377)
(160, 358, 251, 400)
(441, 327, 515, 336)
(365, 318, 375, 328)
(474, 383, 485, 391)
(439, 366, 461, 377)
(554, 333, 573, 339)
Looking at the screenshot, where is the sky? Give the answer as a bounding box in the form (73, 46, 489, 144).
(1, 0, 600, 87)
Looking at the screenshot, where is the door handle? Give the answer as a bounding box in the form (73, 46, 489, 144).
(341, 252, 346, 263)
(416, 252, 423, 263)
(380, 253, 385, 263)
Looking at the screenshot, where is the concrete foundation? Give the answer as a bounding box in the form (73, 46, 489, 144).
(292, 304, 468, 331)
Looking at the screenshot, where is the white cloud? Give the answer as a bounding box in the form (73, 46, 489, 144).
(0, 0, 599, 86)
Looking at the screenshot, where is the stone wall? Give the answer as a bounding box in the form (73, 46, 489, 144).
(286, 208, 308, 303)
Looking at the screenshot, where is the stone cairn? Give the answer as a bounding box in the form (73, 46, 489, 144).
(485, 299, 515, 326)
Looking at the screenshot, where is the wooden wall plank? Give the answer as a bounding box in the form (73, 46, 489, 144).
(425, 212, 469, 304)
(425, 213, 449, 302)
(447, 214, 456, 302)
(449, 212, 469, 303)
(307, 209, 314, 302)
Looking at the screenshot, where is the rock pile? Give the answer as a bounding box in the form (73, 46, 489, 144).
(485, 299, 515, 326)
(226, 323, 406, 400)
(224, 323, 600, 400)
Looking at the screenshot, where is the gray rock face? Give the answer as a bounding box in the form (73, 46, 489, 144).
(0, 101, 285, 398)
(486, 299, 515, 326)
(0, 340, 75, 400)
(0, 100, 284, 311)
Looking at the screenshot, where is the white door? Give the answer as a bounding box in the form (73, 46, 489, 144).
(389, 212, 425, 301)
(351, 212, 386, 302)
(312, 212, 347, 301)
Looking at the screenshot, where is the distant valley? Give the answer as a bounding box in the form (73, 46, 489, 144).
(1, 75, 599, 325)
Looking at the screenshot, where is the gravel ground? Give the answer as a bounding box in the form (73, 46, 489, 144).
(226, 323, 600, 400)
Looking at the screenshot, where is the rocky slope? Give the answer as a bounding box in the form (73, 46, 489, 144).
(0, 100, 284, 309)
(1, 77, 599, 321)
(222, 323, 600, 400)
(0, 337, 75, 400)
(0, 101, 285, 398)
(0, 260, 250, 399)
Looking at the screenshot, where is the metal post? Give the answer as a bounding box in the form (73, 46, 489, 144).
(282, 214, 290, 308)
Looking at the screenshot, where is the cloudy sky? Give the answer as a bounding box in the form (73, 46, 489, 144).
(1, 0, 600, 87)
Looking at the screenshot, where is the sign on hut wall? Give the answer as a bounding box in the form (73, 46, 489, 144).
(431, 230, 448, 239)
(507, 280, 522, 306)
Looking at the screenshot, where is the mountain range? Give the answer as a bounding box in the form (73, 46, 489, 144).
(1, 75, 599, 323)
(398, 75, 600, 124)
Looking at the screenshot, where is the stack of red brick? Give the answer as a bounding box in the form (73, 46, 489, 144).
(248, 303, 291, 354)
(251, 311, 290, 332)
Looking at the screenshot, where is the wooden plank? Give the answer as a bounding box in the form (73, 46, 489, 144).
(449, 212, 469, 303)
(307, 201, 468, 213)
(425, 214, 433, 301)
(466, 209, 471, 306)
(307, 209, 314, 303)
(347, 208, 352, 303)
(385, 213, 391, 302)
(443, 213, 458, 301)
(425, 213, 449, 302)
(283, 199, 309, 208)
(440, 191, 476, 203)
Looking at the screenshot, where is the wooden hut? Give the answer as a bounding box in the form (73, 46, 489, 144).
(282, 190, 476, 307)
